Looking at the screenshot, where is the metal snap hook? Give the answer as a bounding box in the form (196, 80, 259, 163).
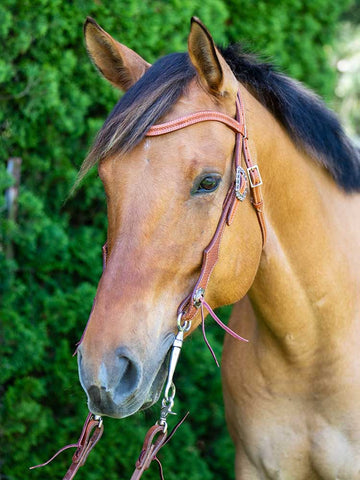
(177, 312, 191, 332)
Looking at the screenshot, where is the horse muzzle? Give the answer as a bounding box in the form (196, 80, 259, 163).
(77, 336, 174, 418)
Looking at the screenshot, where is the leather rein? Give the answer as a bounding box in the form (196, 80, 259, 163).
(31, 89, 266, 479)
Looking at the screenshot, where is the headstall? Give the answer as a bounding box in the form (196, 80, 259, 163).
(147, 90, 266, 323)
(31, 89, 266, 479)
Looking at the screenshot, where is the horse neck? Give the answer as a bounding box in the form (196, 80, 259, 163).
(244, 92, 360, 362)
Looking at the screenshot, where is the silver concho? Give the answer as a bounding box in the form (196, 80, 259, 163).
(235, 166, 248, 201)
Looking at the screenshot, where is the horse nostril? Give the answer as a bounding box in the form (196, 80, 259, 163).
(115, 354, 141, 401)
(79, 349, 142, 414)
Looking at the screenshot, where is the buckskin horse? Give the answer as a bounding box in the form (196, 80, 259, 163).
(75, 16, 360, 480)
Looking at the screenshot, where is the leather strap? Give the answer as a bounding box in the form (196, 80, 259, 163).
(236, 93, 266, 246)
(130, 413, 189, 480)
(63, 415, 103, 480)
(177, 183, 237, 320)
(147, 110, 245, 137)
(130, 425, 167, 480)
(30, 413, 104, 480)
(146, 90, 266, 322)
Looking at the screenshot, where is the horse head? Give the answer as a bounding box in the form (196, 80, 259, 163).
(77, 17, 263, 418)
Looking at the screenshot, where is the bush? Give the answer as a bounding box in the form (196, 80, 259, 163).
(0, 1, 353, 479)
(226, 0, 353, 101)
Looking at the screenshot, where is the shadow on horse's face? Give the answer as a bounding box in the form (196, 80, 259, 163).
(76, 18, 263, 418)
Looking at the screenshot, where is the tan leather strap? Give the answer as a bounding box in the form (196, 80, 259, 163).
(177, 183, 238, 320)
(30, 413, 104, 480)
(147, 110, 245, 136)
(146, 90, 266, 321)
(62, 415, 103, 480)
(130, 413, 189, 480)
(236, 93, 266, 246)
(130, 425, 167, 480)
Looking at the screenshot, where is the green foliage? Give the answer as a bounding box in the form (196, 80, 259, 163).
(0, 1, 352, 479)
(225, 0, 354, 101)
(333, 8, 360, 138)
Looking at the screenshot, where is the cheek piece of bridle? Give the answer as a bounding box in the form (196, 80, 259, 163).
(30, 91, 266, 480)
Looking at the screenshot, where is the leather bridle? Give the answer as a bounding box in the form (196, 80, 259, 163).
(147, 90, 266, 324)
(31, 89, 266, 480)
(129, 89, 268, 477)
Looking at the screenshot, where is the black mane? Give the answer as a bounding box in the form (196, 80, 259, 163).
(221, 44, 360, 192)
(81, 46, 360, 192)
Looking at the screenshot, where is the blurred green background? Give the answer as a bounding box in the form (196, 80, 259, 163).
(1, 1, 359, 479)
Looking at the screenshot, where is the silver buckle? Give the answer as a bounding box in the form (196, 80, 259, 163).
(247, 165, 263, 188)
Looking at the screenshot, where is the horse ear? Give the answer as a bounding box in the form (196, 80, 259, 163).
(188, 17, 237, 97)
(84, 17, 151, 91)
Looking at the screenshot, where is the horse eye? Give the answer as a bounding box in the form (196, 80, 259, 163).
(194, 174, 221, 194)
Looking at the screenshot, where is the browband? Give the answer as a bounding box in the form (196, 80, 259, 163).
(147, 111, 246, 137)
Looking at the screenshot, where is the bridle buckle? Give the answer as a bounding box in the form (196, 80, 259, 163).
(247, 165, 263, 188)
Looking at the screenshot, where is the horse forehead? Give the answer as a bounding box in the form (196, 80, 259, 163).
(147, 129, 235, 168)
(98, 145, 185, 192)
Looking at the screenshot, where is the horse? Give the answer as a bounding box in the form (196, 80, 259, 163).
(76, 16, 360, 479)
